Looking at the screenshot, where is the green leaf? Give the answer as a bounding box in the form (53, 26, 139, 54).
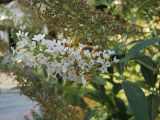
(85, 91, 114, 107)
(147, 94, 160, 120)
(125, 38, 160, 64)
(137, 56, 158, 87)
(91, 75, 106, 85)
(122, 80, 149, 120)
(90, 82, 105, 92)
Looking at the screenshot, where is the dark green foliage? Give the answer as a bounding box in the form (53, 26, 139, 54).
(125, 38, 160, 64)
(147, 94, 160, 120)
(138, 55, 158, 87)
(123, 80, 149, 120)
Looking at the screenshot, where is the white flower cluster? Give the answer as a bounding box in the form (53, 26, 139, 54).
(13, 31, 119, 84)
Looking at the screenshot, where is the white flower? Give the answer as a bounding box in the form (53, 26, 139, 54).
(16, 30, 28, 37)
(41, 39, 46, 46)
(113, 56, 119, 63)
(99, 61, 111, 73)
(74, 51, 82, 60)
(69, 48, 75, 55)
(68, 56, 75, 64)
(88, 60, 95, 69)
(107, 50, 115, 55)
(78, 59, 87, 70)
(62, 66, 68, 73)
(13, 31, 120, 85)
(103, 53, 109, 59)
(84, 50, 91, 56)
(32, 34, 45, 41)
(90, 60, 95, 66)
(24, 53, 35, 67)
(99, 67, 107, 73)
(56, 40, 62, 45)
(93, 51, 101, 58)
(97, 57, 104, 64)
(37, 53, 47, 64)
(81, 75, 87, 86)
(30, 41, 36, 51)
(18, 52, 35, 67)
(104, 61, 111, 67)
(16, 38, 28, 50)
(16, 51, 24, 60)
(61, 38, 71, 45)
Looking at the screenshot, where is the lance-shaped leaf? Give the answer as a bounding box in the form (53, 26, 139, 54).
(147, 94, 160, 120)
(125, 38, 160, 64)
(137, 56, 158, 87)
(122, 80, 149, 120)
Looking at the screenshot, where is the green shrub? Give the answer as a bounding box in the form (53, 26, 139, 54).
(1, 0, 159, 120)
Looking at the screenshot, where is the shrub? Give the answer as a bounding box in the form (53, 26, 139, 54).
(1, 0, 160, 120)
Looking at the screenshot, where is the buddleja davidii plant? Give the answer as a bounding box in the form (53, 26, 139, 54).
(116, 38, 160, 120)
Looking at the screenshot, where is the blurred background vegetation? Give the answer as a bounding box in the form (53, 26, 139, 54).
(0, 0, 160, 120)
